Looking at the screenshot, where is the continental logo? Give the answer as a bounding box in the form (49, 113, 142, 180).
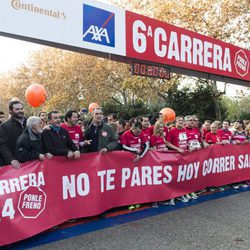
(11, 0, 66, 19)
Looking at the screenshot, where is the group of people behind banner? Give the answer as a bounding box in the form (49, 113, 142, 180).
(0, 100, 249, 207)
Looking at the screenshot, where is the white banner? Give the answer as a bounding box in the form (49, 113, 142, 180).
(0, 0, 126, 56)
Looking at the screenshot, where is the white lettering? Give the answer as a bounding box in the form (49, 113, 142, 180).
(204, 41, 213, 68)
(154, 27, 167, 57)
(193, 38, 203, 65)
(213, 44, 223, 70)
(62, 175, 76, 200)
(77, 173, 90, 196)
(133, 20, 147, 53)
(167, 32, 180, 60)
(121, 168, 131, 188)
(181, 35, 192, 63)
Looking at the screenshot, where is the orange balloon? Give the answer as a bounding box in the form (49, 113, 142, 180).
(25, 84, 47, 108)
(160, 108, 176, 123)
(88, 103, 99, 113)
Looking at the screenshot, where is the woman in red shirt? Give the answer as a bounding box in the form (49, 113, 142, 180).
(150, 121, 168, 151)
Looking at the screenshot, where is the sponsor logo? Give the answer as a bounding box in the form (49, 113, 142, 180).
(102, 131, 108, 137)
(18, 186, 47, 219)
(234, 50, 249, 77)
(11, 0, 66, 19)
(83, 4, 115, 47)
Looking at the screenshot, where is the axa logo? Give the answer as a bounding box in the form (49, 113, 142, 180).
(83, 4, 115, 47)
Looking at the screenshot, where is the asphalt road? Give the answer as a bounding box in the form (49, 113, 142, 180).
(34, 191, 250, 250)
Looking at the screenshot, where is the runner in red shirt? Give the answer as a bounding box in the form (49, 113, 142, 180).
(121, 121, 149, 210)
(202, 120, 211, 140)
(61, 110, 84, 149)
(184, 115, 203, 151)
(167, 116, 187, 152)
(205, 123, 219, 145)
(116, 119, 126, 150)
(150, 121, 168, 151)
(217, 120, 232, 144)
(167, 116, 197, 202)
(139, 115, 152, 142)
(193, 115, 202, 138)
(151, 121, 184, 153)
(231, 119, 249, 189)
(121, 121, 149, 162)
(149, 112, 168, 136)
(231, 119, 248, 144)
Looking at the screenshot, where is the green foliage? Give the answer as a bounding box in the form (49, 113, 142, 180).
(102, 100, 151, 120)
(165, 84, 217, 121)
(220, 95, 250, 121)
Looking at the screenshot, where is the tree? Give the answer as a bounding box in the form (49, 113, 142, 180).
(165, 83, 217, 121)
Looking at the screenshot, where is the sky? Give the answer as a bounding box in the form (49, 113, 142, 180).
(0, 37, 43, 73)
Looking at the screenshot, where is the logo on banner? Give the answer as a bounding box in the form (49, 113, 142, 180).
(83, 4, 115, 47)
(18, 186, 47, 219)
(11, 0, 66, 19)
(234, 50, 249, 77)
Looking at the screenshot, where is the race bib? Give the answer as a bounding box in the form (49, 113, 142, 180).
(131, 143, 140, 149)
(179, 133, 187, 141)
(189, 140, 201, 150)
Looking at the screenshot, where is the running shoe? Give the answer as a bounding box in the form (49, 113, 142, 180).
(177, 196, 189, 203)
(241, 184, 248, 188)
(190, 192, 198, 199)
(197, 189, 207, 194)
(67, 219, 77, 223)
(168, 198, 175, 206)
(128, 205, 135, 210)
(152, 202, 158, 208)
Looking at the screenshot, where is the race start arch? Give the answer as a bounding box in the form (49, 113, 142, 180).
(0, 0, 249, 86)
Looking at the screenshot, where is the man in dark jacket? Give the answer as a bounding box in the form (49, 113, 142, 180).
(16, 116, 53, 163)
(0, 111, 5, 124)
(0, 101, 26, 168)
(83, 108, 118, 153)
(42, 111, 80, 159)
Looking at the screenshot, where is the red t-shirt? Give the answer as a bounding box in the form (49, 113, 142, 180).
(185, 127, 202, 150)
(149, 125, 168, 137)
(216, 129, 232, 143)
(61, 124, 83, 147)
(121, 130, 146, 150)
(140, 128, 152, 142)
(202, 128, 210, 139)
(150, 135, 167, 149)
(167, 127, 188, 150)
(205, 132, 219, 144)
(231, 131, 247, 143)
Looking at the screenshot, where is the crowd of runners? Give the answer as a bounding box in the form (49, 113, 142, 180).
(0, 100, 249, 209)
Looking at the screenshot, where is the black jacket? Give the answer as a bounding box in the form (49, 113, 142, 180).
(0, 117, 26, 166)
(42, 127, 78, 156)
(15, 128, 44, 163)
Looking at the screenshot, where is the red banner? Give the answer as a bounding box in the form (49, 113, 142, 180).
(0, 144, 250, 246)
(126, 11, 250, 82)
